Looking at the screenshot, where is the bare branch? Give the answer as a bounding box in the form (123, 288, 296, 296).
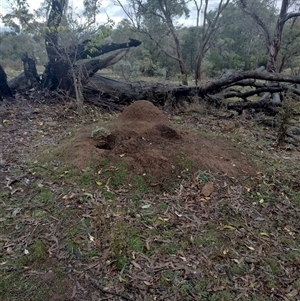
(201, 70, 300, 94)
(238, 0, 271, 46)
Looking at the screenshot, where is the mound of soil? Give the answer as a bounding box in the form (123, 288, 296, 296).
(61, 100, 256, 186)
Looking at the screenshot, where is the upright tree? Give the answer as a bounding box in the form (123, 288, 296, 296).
(207, 2, 268, 73)
(116, 0, 189, 85)
(239, 0, 300, 72)
(193, 0, 231, 85)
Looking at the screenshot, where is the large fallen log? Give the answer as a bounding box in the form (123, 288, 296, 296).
(8, 50, 300, 115)
(84, 71, 300, 114)
(200, 70, 300, 94)
(85, 74, 180, 107)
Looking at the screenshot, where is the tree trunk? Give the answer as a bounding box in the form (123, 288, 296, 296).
(194, 0, 230, 84)
(266, 0, 288, 72)
(44, 0, 70, 90)
(84, 74, 181, 107)
(42, 0, 142, 93)
(158, 0, 188, 85)
(21, 53, 40, 87)
(195, 47, 204, 85)
(72, 39, 141, 61)
(239, 0, 300, 72)
(0, 65, 13, 100)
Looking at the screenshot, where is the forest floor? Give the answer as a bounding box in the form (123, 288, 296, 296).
(0, 99, 299, 301)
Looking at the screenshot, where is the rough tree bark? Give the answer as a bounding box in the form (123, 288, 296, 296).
(194, 0, 230, 84)
(239, 0, 300, 72)
(83, 70, 300, 114)
(43, 0, 141, 92)
(157, 0, 188, 85)
(0, 65, 13, 100)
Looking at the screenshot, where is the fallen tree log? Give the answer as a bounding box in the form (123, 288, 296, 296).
(200, 70, 300, 94)
(227, 99, 281, 115)
(85, 74, 179, 107)
(83, 71, 300, 114)
(8, 44, 300, 116)
(70, 38, 141, 61)
(9, 0, 300, 116)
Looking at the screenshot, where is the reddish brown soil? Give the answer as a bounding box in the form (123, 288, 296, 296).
(63, 100, 256, 184)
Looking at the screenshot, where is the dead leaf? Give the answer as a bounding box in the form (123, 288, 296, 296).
(131, 260, 142, 270)
(201, 182, 214, 197)
(246, 245, 255, 251)
(145, 238, 152, 250)
(259, 232, 269, 237)
(286, 289, 298, 298)
(223, 225, 236, 230)
(6, 247, 13, 254)
(12, 208, 21, 217)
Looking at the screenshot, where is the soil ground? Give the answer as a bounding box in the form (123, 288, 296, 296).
(0, 99, 299, 301)
(57, 100, 255, 184)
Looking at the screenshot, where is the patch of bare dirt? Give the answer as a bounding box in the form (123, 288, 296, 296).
(61, 100, 255, 184)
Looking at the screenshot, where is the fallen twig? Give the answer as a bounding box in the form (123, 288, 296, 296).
(91, 279, 135, 301)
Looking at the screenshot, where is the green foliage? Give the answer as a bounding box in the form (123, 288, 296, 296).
(180, 26, 200, 73)
(10, 240, 47, 267)
(32, 187, 53, 204)
(117, 0, 189, 80)
(206, 2, 270, 74)
(84, 23, 114, 54)
(0, 32, 47, 69)
(0, 0, 114, 70)
(197, 170, 211, 183)
(113, 60, 141, 80)
(278, 18, 300, 72)
(138, 0, 189, 21)
(102, 189, 116, 200)
(0, 272, 51, 301)
(1, 0, 35, 33)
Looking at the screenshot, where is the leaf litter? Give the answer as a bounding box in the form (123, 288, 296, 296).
(0, 100, 299, 300)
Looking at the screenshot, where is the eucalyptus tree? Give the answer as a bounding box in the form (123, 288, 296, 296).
(278, 17, 300, 73)
(0, 0, 48, 68)
(206, 1, 268, 74)
(115, 0, 190, 85)
(238, 0, 300, 72)
(192, 0, 231, 85)
(0, 0, 37, 33)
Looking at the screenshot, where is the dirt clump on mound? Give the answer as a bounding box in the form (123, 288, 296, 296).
(62, 100, 256, 187)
